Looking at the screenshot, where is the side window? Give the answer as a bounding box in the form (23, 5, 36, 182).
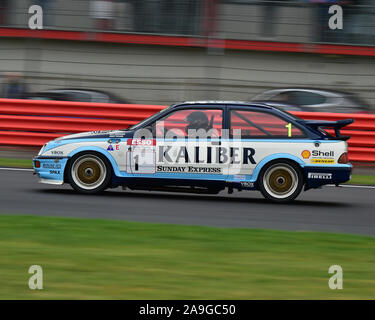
(292, 91, 326, 106)
(154, 109, 223, 138)
(269, 92, 295, 104)
(230, 110, 305, 138)
(58, 91, 92, 102)
(90, 92, 110, 103)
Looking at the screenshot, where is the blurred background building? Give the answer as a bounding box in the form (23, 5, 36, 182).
(0, 0, 374, 109)
(1, 0, 374, 44)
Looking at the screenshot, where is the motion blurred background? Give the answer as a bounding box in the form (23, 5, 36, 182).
(1, 1, 375, 300)
(0, 0, 374, 110)
(0, 1, 375, 162)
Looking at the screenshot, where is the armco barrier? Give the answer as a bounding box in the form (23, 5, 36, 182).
(0, 99, 374, 162)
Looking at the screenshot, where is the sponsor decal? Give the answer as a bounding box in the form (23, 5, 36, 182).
(128, 139, 156, 146)
(312, 150, 334, 157)
(108, 139, 121, 144)
(157, 146, 256, 165)
(126, 141, 257, 175)
(156, 166, 222, 174)
(240, 181, 254, 188)
(109, 132, 125, 138)
(308, 172, 332, 179)
(234, 175, 246, 181)
(42, 163, 61, 169)
(309, 150, 335, 164)
(301, 150, 311, 159)
(49, 170, 61, 175)
(51, 150, 63, 155)
(311, 159, 335, 164)
(107, 143, 120, 151)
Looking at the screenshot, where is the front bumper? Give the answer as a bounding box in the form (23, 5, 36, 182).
(304, 165, 352, 190)
(33, 156, 69, 185)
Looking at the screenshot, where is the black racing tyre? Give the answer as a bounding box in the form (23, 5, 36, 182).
(258, 160, 304, 203)
(66, 152, 112, 194)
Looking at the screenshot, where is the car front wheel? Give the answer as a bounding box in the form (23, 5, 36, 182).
(67, 153, 111, 194)
(259, 161, 303, 203)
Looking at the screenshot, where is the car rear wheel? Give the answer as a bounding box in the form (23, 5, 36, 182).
(67, 153, 111, 194)
(259, 161, 303, 203)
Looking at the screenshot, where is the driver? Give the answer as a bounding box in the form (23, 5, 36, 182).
(185, 111, 211, 133)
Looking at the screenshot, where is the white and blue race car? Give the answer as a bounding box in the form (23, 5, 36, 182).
(33, 101, 353, 202)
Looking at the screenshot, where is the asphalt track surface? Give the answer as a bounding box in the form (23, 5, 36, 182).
(1, 168, 375, 236)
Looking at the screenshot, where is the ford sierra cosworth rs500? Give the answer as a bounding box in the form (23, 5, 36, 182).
(33, 101, 353, 202)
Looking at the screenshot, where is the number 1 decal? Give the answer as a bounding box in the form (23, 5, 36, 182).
(285, 123, 292, 137)
(134, 155, 139, 171)
(126, 146, 156, 174)
(126, 139, 156, 174)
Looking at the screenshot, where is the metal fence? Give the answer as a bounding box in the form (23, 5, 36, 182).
(0, 0, 374, 46)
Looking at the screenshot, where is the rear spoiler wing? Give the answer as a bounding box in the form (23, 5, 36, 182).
(296, 119, 354, 141)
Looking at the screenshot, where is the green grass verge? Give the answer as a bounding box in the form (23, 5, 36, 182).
(1, 157, 374, 185)
(345, 175, 375, 186)
(0, 215, 374, 299)
(0, 158, 33, 168)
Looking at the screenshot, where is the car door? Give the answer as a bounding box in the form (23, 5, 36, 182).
(126, 106, 227, 183)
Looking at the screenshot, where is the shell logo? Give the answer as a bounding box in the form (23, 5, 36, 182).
(301, 150, 311, 159)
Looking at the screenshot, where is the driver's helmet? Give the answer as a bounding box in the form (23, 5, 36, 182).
(185, 111, 210, 132)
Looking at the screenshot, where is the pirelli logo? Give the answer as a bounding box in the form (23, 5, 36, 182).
(308, 173, 333, 179)
(311, 159, 335, 164)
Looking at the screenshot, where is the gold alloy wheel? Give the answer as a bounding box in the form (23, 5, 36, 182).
(263, 163, 298, 199)
(71, 155, 107, 190)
